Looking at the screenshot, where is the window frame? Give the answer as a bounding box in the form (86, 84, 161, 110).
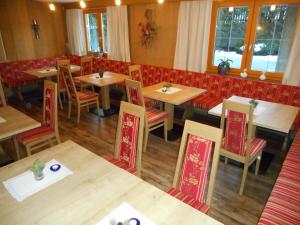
(207, 0, 300, 81)
(83, 8, 107, 53)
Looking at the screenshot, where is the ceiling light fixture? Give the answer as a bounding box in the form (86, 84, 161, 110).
(158, 0, 164, 4)
(270, 5, 276, 11)
(79, 1, 86, 9)
(49, 3, 55, 11)
(229, 7, 234, 12)
(115, 0, 121, 6)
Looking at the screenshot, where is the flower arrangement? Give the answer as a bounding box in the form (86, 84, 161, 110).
(31, 159, 45, 181)
(249, 99, 259, 109)
(138, 21, 157, 47)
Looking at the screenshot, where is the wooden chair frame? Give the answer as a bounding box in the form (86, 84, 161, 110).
(128, 65, 143, 87)
(220, 99, 262, 195)
(125, 79, 168, 152)
(114, 101, 145, 177)
(60, 66, 100, 124)
(56, 59, 70, 109)
(0, 80, 6, 107)
(172, 120, 222, 207)
(78, 56, 95, 92)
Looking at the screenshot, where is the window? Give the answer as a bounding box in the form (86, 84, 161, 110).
(208, 0, 299, 81)
(84, 9, 108, 53)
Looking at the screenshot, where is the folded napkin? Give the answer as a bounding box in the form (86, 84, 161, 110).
(3, 159, 73, 202)
(38, 68, 57, 73)
(95, 202, 156, 225)
(0, 116, 6, 124)
(155, 87, 182, 95)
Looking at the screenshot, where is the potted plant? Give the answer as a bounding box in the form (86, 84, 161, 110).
(162, 83, 172, 92)
(31, 159, 45, 181)
(249, 99, 259, 109)
(99, 66, 105, 78)
(217, 59, 233, 75)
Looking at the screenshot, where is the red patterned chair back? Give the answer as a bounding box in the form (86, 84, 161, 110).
(125, 79, 145, 108)
(114, 101, 145, 176)
(220, 100, 254, 157)
(56, 59, 70, 90)
(80, 56, 93, 76)
(128, 65, 143, 86)
(0, 81, 6, 107)
(60, 66, 78, 102)
(43, 80, 58, 132)
(173, 120, 222, 207)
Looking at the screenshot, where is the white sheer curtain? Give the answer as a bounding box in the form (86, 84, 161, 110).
(173, 0, 212, 73)
(107, 5, 131, 62)
(66, 9, 87, 56)
(283, 21, 300, 86)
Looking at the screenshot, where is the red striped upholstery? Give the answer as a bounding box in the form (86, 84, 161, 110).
(166, 188, 209, 214)
(258, 131, 300, 225)
(17, 126, 54, 144)
(146, 108, 169, 124)
(78, 92, 99, 101)
(108, 158, 137, 175)
(249, 138, 267, 157)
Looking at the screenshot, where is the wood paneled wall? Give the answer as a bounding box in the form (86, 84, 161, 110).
(0, 0, 67, 61)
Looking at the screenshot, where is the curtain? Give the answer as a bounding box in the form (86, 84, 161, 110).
(283, 21, 300, 86)
(66, 9, 87, 56)
(173, 0, 212, 73)
(107, 5, 131, 62)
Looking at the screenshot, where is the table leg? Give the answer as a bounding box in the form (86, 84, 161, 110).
(13, 136, 20, 160)
(165, 103, 174, 131)
(101, 86, 110, 110)
(282, 133, 290, 151)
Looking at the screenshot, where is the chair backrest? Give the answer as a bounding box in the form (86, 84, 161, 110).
(0, 80, 6, 107)
(125, 79, 145, 108)
(60, 66, 78, 102)
(128, 65, 143, 87)
(56, 59, 70, 90)
(114, 101, 145, 177)
(80, 56, 93, 76)
(43, 80, 58, 133)
(220, 100, 254, 157)
(172, 120, 222, 207)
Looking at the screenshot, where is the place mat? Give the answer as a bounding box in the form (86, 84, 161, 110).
(0, 116, 6, 124)
(95, 202, 156, 225)
(155, 87, 182, 95)
(38, 68, 57, 73)
(3, 159, 73, 202)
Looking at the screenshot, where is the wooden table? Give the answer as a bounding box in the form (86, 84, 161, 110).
(208, 95, 300, 148)
(143, 82, 206, 130)
(0, 106, 40, 159)
(0, 140, 222, 225)
(75, 72, 128, 115)
(24, 65, 81, 79)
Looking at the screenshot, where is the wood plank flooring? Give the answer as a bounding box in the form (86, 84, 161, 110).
(2, 98, 289, 225)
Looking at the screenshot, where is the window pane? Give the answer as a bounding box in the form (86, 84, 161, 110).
(213, 6, 249, 69)
(251, 4, 299, 72)
(101, 13, 108, 53)
(85, 13, 100, 52)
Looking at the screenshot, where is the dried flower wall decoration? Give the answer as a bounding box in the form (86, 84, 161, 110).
(138, 9, 157, 47)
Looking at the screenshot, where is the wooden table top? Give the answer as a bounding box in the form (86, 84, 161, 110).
(24, 65, 81, 78)
(143, 82, 206, 105)
(0, 106, 40, 140)
(75, 72, 128, 87)
(0, 140, 222, 225)
(208, 95, 300, 134)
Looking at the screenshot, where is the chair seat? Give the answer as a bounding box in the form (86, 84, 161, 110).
(144, 97, 160, 108)
(108, 158, 137, 175)
(146, 108, 169, 124)
(78, 91, 99, 101)
(165, 188, 209, 214)
(16, 126, 54, 144)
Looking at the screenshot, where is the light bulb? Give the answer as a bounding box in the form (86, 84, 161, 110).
(80, 1, 86, 8)
(270, 5, 276, 11)
(257, 25, 262, 31)
(49, 3, 55, 11)
(158, 0, 164, 4)
(229, 7, 234, 12)
(115, 0, 121, 6)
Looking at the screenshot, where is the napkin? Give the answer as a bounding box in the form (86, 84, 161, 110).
(3, 159, 73, 202)
(95, 202, 156, 225)
(0, 116, 6, 124)
(155, 87, 182, 95)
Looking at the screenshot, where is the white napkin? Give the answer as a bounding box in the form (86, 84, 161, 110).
(0, 116, 6, 124)
(38, 68, 57, 73)
(155, 87, 182, 95)
(95, 202, 156, 225)
(3, 159, 73, 202)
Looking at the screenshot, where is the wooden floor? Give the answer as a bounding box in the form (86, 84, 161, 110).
(2, 97, 289, 225)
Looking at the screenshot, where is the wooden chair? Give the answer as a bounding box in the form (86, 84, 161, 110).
(75, 56, 95, 92)
(166, 120, 222, 214)
(16, 80, 61, 156)
(108, 101, 145, 177)
(128, 65, 161, 109)
(125, 79, 168, 152)
(56, 59, 70, 109)
(220, 100, 267, 195)
(60, 66, 100, 124)
(0, 80, 6, 107)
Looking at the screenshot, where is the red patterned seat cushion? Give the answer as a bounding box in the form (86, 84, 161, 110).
(78, 92, 99, 101)
(192, 94, 222, 110)
(108, 158, 137, 175)
(16, 126, 54, 144)
(146, 108, 169, 124)
(165, 188, 209, 214)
